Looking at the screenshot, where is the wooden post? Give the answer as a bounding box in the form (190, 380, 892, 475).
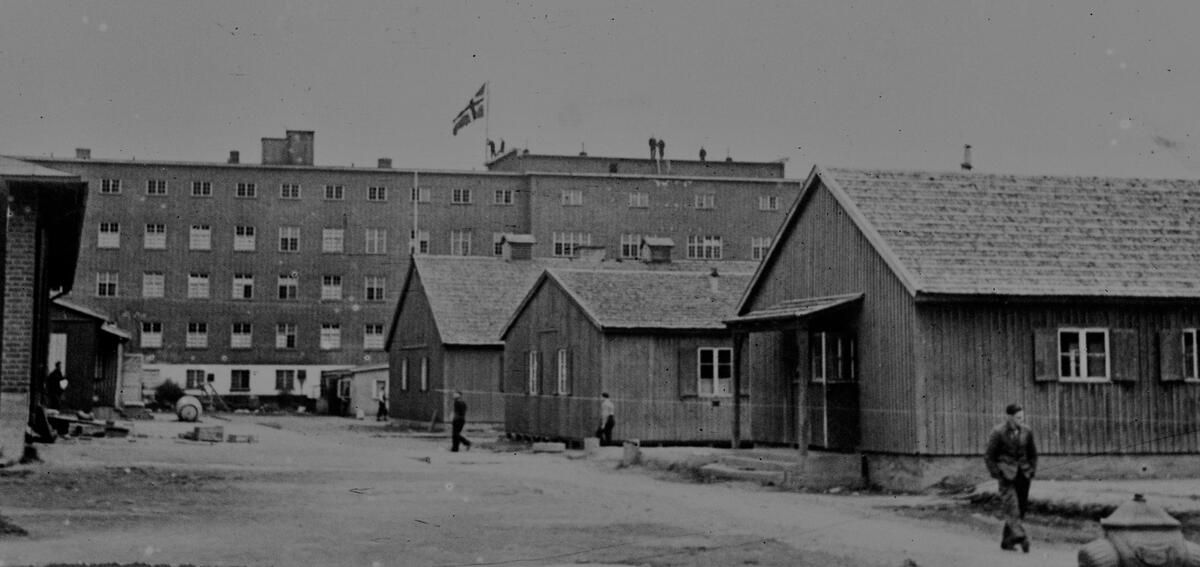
(731, 331, 745, 449)
(795, 329, 809, 456)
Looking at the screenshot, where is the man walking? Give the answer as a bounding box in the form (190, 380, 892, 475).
(45, 362, 65, 410)
(596, 392, 615, 446)
(450, 391, 471, 452)
(984, 403, 1037, 553)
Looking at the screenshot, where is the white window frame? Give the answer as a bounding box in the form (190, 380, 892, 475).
(276, 323, 297, 349)
(494, 189, 513, 205)
(620, 234, 642, 259)
(100, 179, 121, 194)
(365, 228, 387, 254)
(697, 347, 733, 397)
(1058, 327, 1110, 382)
(230, 323, 253, 349)
(368, 186, 388, 202)
(322, 228, 344, 253)
(324, 184, 344, 200)
(236, 182, 257, 198)
(191, 181, 212, 197)
(694, 193, 716, 210)
(142, 272, 165, 298)
(278, 274, 298, 300)
(552, 232, 591, 257)
(187, 272, 210, 299)
(186, 322, 208, 349)
(450, 230, 472, 256)
(144, 224, 166, 250)
(527, 350, 539, 394)
(279, 226, 300, 252)
(364, 324, 386, 351)
(98, 222, 120, 249)
(233, 225, 256, 251)
(411, 230, 430, 254)
(561, 189, 583, 206)
(364, 276, 386, 302)
(400, 359, 409, 391)
(628, 192, 649, 208)
(140, 322, 163, 349)
(275, 370, 296, 392)
(411, 186, 431, 202)
(1185, 329, 1199, 381)
(186, 369, 206, 389)
(810, 332, 856, 384)
(189, 224, 212, 251)
(492, 233, 505, 256)
(146, 179, 168, 196)
(759, 195, 780, 211)
(686, 235, 723, 260)
(420, 358, 429, 391)
(451, 188, 473, 204)
(280, 183, 301, 199)
(321, 275, 343, 301)
(320, 323, 342, 350)
(751, 237, 773, 261)
(232, 273, 254, 299)
(230, 369, 251, 392)
(96, 272, 118, 297)
(556, 349, 569, 395)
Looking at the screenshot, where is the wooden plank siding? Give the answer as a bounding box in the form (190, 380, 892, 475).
(746, 330, 795, 445)
(444, 346, 506, 423)
(917, 302, 1200, 456)
(389, 269, 446, 423)
(742, 180, 920, 453)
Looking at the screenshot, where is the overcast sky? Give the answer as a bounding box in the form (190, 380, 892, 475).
(3, 1, 1200, 178)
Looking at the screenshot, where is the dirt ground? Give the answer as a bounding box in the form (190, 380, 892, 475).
(0, 413, 1082, 567)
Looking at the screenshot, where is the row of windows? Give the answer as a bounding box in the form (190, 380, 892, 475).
(520, 348, 734, 397)
(99, 224, 389, 254)
(142, 322, 386, 351)
(395, 358, 430, 392)
(97, 272, 386, 301)
(98, 178, 389, 201)
(99, 178, 786, 211)
(185, 368, 308, 393)
(1039, 327, 1200, 383)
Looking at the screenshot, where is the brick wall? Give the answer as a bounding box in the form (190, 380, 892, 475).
(2, 200, 38, 392)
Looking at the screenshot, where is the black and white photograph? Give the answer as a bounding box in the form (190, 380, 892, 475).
(4, 2, 1200, 565)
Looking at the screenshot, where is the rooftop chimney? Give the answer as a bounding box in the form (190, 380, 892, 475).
(579, 143, 587, 157)
(228, 151, 240, 164)
(378, 158, 392, 169)
(501, 234, 537, 262)
(640, 237, 675, 264)
(709, 268, 720, 294)
(262, 130, 315, 165)
(75, 148, 91, 160)
(961, 144, 973, 172)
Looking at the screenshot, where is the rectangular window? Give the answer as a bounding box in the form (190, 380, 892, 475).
(144, 224, 166, 249)
(98, 222, 120, 249)
(411, 186, 431, 202)
(1059, 328, 1110, 381)
(451, 188, 473, 204)
(100, 179, 121, 194)
(280, 183, 301, 199)
(322, 228, 345, 253)
(320, 323, 341, 350)
(189, 224, 212, 250)
(275, 370, 296, 392)
(236, 182, 257, 198)
(191, 181, 212, 197)
(364, 324, 386, 350)
(494, 189, 513, 205)
(399, 359, 409, 391)
(373, 379, 388, 401)
(324, 184, 344, 200)
(420, 358, 429, 391)
(620, 234, 642, 259)
(140, 322, 163, 349)
(628, 192, 649, 208)
(364, 228, 387, 254)
(759, 195, 780, 211)
(552, 232, 591, 257)
(231, 323, 253, 349)
(187, 272, 210, 299)
(527, 351, 539, 394)
(367, 186, 388, 201)
(279, 226, 300, 252)
(146, 179, 167, 196)
(96, 272, 118, 297)
(686, 235, 723, 260)
(810, 332, 856, 383)
(1185, 329, 1199, 381)
(321, 275, 343, 301)
(277, 274, 298, 300)
(276, 323, 297, 349)
(142, 272, 165, 298)
(186, 369, 206, 389)
(186, 322, 208, 349)
(410, 230, 430, 254)
(232, 273, 254, 299)
(694, 193, 716, 210)
(364, 276, 386, 301)
(230, 369, 250, 392)
(561, 189, 583, 206)
(233, 225, 256, 251)
(697, 347, 733, 396)
(450, 230, 472, 256)
(556, 349, 570, 395)
(493, 233, 505, 256)
(751, 237, 773, 261)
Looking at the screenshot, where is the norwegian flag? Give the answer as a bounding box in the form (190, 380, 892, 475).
(452, 83, 487, 136)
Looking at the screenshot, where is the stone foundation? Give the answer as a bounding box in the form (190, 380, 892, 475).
(865, 453, 1200, 492)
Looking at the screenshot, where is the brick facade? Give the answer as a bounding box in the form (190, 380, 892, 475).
(2, 200, 38, 393)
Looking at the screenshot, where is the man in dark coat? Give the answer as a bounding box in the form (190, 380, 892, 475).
(45, 362, 65, 410)
(450, 390, 471, 452)
(984, 403, 1038, 553)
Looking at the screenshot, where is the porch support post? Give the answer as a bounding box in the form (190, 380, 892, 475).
(731, 330, 745, 449)
(795, 328, 809, 456)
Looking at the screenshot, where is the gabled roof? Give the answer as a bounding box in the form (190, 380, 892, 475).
(507, 267, 754, 335)
(0, 156, 78, 180)
(742, 165, 1200, 308)
(51, 298, 130, 340)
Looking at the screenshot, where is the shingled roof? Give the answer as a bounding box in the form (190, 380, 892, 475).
(808, 166, 1200, 298)
(393, 256, 761, 346)
(534, 268, 755, 331)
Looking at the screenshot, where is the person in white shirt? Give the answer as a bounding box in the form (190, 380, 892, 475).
(596, 392, 615, 446)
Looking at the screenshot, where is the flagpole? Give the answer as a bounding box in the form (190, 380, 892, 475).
(412, 170, 419, 255)
(484, 82, 491, 163)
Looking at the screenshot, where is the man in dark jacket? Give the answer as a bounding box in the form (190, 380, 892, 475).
(450, 391, 471, 452)
(985, 403, 1038, 553)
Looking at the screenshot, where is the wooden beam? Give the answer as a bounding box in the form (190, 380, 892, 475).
(731, 331, 745, 448)
(795, 329, 809, 456)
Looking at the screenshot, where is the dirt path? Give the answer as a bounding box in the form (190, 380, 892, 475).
(1, 415, 1077, 566)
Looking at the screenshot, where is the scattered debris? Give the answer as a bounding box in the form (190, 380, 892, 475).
(531, 442, 566, 454)
(178, 426, 224, 442)
(224, 434, 257, 443)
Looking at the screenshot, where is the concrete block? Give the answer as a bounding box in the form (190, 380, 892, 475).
(193, 426, 224, 442)
(531, 442, 566, 453)
(583, 437, 600, 456)
(622, 440, 641, 466)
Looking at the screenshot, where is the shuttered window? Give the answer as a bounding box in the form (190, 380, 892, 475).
(1034, 327, 1137, 382)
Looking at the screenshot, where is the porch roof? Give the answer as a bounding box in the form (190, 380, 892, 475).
(726, 293, 863, 327)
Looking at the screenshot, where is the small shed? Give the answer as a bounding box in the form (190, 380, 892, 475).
(320, 364, 389, 418)
(501, 267, 754, 444)
(49, 298, 130, 411)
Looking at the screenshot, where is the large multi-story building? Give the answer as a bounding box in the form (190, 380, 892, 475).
(18, 131, 801, 405)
